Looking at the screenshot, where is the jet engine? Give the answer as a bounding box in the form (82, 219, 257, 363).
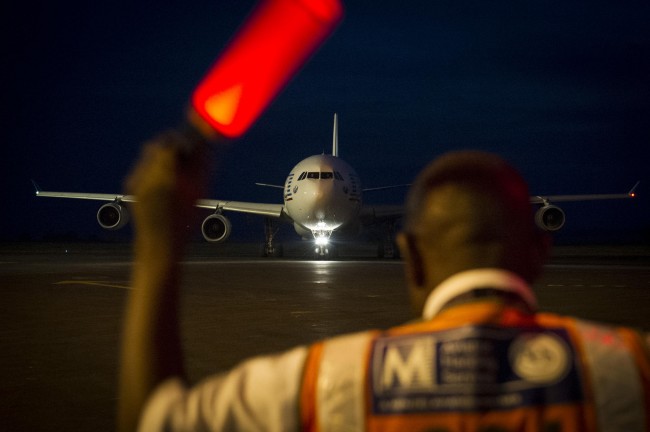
(535, 204, 565, 231)
(97, 202, 129, 230)
(202, 213, 232, 243)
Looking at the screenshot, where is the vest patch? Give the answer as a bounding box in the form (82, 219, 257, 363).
(370, 326, 583, 414)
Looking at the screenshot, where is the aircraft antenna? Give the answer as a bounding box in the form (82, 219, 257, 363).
(332, 113, 339, 157)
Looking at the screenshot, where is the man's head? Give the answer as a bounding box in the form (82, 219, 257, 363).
(397, 151, 550, 314)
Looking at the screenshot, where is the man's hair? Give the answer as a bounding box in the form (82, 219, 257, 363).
(403, 150, 533, 236)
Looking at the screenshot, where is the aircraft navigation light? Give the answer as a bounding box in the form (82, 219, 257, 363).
(192, 0, 343, 138)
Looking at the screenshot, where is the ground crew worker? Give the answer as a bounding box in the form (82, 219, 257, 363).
(117, 136, 650, 432)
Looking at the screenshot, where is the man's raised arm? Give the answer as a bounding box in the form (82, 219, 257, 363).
(117, 131, 211, 432)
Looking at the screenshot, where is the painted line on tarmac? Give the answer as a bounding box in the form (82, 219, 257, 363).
(54, 280, 132, 290)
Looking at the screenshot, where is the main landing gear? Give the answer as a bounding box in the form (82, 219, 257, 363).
(377, 220, 399, 259)
(261, 217, 283, 257)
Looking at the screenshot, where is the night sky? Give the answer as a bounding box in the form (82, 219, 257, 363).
(3, 0, 649, 244)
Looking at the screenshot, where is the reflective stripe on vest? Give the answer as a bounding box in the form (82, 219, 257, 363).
(575, 320, 646, 432)
(316, 331, 374, 432)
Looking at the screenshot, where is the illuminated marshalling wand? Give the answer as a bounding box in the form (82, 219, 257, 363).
(188, 0, 344, 142)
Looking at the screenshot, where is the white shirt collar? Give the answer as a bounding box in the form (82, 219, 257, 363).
(422, 268, 538, 320)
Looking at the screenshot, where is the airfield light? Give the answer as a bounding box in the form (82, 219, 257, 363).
(191, 0, 344, 138)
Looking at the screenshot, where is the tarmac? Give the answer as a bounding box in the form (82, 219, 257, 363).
(1, 241, 649, 431)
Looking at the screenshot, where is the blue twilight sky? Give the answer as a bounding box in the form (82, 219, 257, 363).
(2, 0, 649, 243)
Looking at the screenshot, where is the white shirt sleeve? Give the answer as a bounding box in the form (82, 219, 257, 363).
(138, 345, 309, 432)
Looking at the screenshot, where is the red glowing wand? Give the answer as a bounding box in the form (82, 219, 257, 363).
(191, 0, 344, 139)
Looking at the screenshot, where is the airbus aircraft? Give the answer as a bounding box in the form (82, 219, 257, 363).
(34, 114, 638, 258)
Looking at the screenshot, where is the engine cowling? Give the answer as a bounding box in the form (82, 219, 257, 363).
(97, 202, 129, 230)
(201, 213, 232, 243)
(535, 205, 565, 231)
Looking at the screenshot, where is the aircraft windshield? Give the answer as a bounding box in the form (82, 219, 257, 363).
(299, 172, 335, 180)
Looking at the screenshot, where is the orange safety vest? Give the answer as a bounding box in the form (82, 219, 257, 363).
(300, 301, 650, 432)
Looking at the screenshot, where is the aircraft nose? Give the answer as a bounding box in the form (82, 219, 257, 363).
(301, 181, 342, 227)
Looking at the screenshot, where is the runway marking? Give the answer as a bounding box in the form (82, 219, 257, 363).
(54, 280, 132, 290)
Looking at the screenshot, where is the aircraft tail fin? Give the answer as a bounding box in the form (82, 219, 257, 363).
(332, 113, 339, 157)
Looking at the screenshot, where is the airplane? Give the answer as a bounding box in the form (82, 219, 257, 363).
(33, 113, 639, 258)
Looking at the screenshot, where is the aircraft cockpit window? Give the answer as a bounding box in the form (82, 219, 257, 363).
(321, 172, 333, 179)
(334, 171, 344, 181)
(307, 172, 319, 179)
(298, 172, 307, 181)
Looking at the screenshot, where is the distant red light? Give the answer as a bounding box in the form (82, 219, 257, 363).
(192, 0, 343, 138)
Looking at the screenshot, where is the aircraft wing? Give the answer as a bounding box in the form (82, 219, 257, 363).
(33, 182, 136, 203)
(529, 181, 639, 204)
(355, 181, 638, 225)
(194, 199, 285, 218)
(33, 182, 285, 218)
(34, 192, 136, 202)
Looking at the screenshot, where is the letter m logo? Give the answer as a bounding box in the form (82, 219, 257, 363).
(373, 335, 435, 394)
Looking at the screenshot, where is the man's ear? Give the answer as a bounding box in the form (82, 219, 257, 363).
(397, 232, 425, 288)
